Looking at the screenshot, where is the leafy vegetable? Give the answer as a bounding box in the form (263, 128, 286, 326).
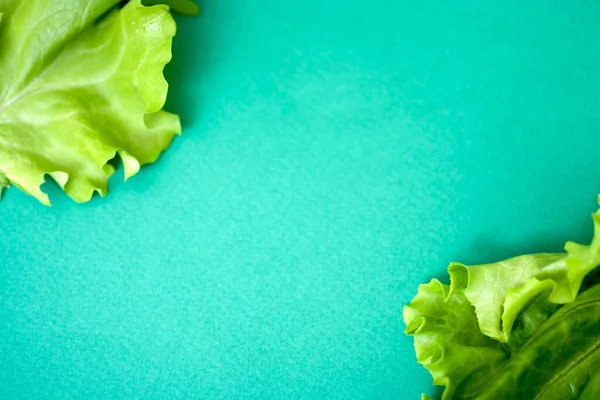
(0, 0, 195, 205)
(405, 206, 600, 399)
(142, 0, 199, 15)
(476, 284, 600, 400)
(403, 279, 508, 400)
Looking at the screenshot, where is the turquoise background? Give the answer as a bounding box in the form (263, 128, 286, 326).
(2, 1, 600, 398)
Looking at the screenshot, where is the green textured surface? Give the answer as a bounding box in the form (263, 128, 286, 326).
(2, 1, 600, 398)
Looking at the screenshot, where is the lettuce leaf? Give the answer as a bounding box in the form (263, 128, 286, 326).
(580, 369, 600, 400)
(405, 207, 600, 399)
(449, 208, 600, 343)
(403, 280, 509, 400)
(476, 284, 600, 399)
(0, 0, 181, 204)
(142, 0, 199, 15)
(447, 253, 563, 341)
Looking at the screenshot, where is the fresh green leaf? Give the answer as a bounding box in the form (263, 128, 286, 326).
(142, 0, 199, 15)
(448, 253, 563, 341)
(475, 284, 600, 400)
(0, 0, 180, 204)
(406, 266, 600, 400)
(443, 209, 600, 343)
(503, 290, 560, 350)
(405, 207, 600, 399)
(580, 369, 600, 400)
(403, 279, 509, 400)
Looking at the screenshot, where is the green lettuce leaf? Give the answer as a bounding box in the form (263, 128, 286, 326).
(404, 279, 509, 400)
(475, 283, 600, 400)
(405, 207, 600, 399)
(0, 0, 180, 204)
(449, 208, 600, 342)
(405, 274, 600, 400)
(142, 0, 199, 15)
(580, 369, 600, 400)
(447, 253, 563, 341)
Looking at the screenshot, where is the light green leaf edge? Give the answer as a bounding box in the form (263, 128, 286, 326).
(404, 204, 600, 399)
(449, 206, 600, 341)
(473, 283, 600, 400)
(404, 279, 508, 400)
(0, 0, 181, 205)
